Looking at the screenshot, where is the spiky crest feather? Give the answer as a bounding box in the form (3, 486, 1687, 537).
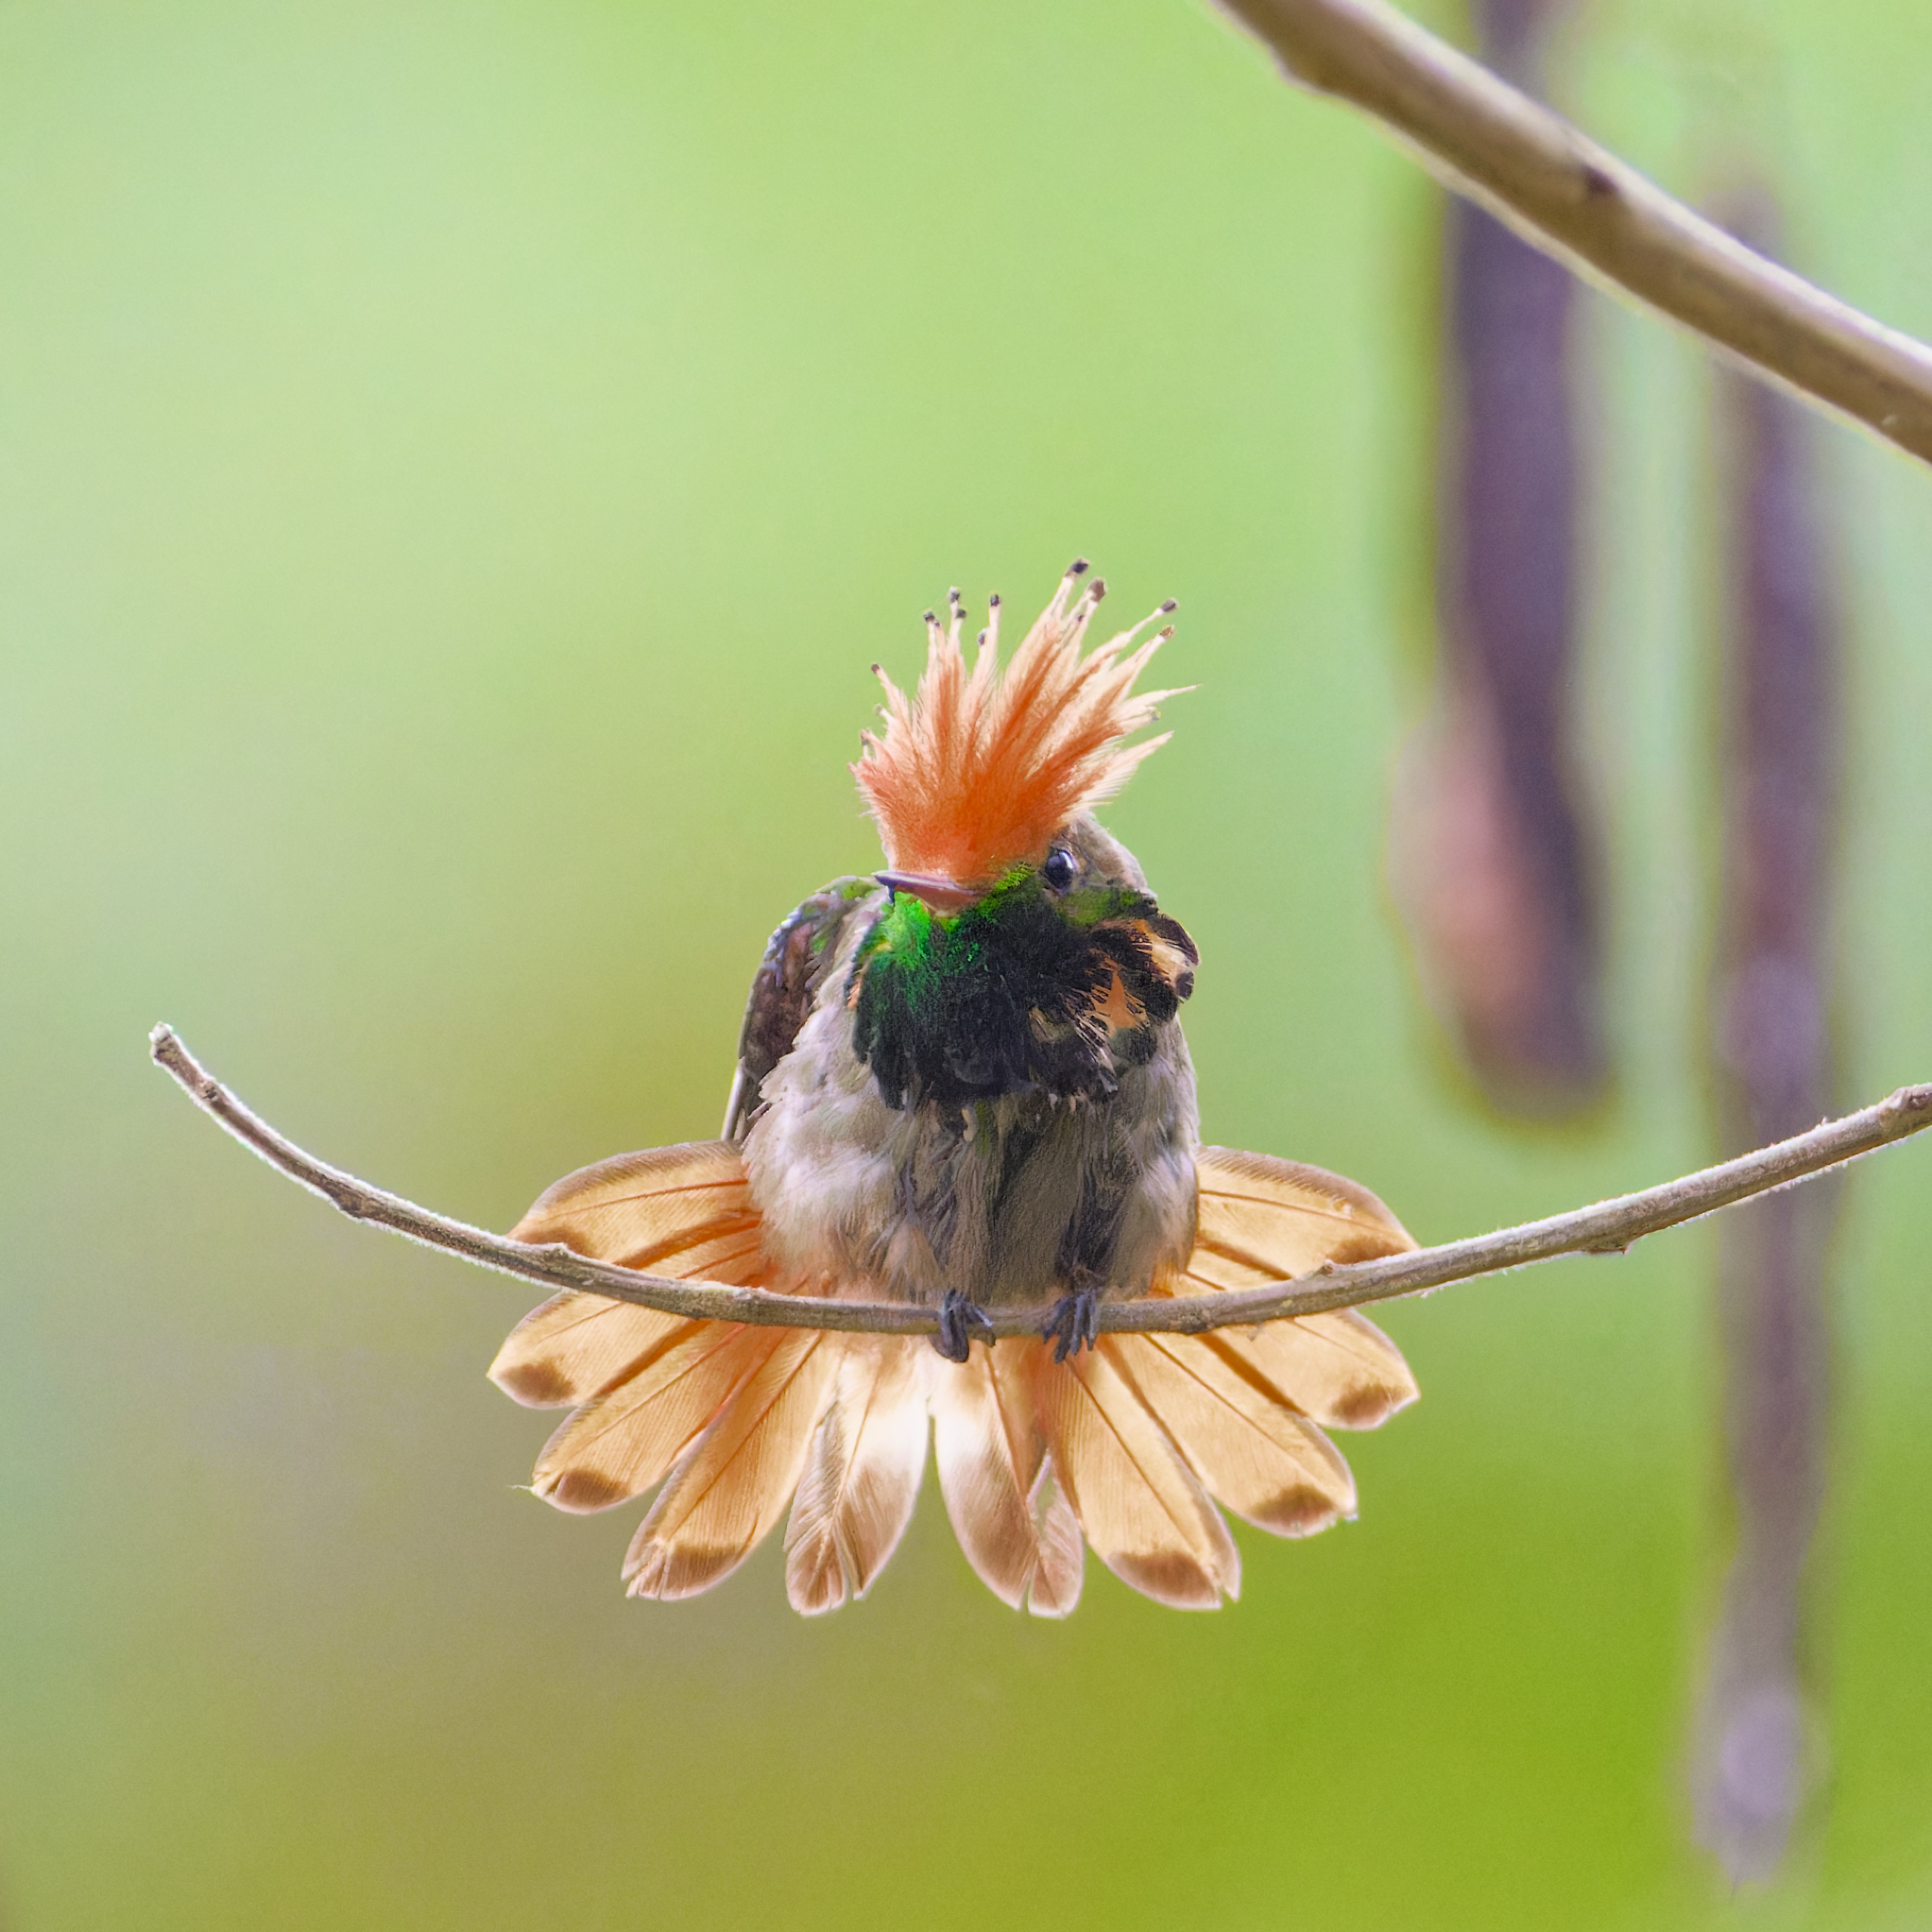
(854, 563, 1181, 884)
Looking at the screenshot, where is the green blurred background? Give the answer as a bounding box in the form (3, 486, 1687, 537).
(5, 0, 1930, 1924)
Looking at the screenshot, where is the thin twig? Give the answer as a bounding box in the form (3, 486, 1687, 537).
(149, 1024, 1932, 1339)
(1214, 0, 1932, 468)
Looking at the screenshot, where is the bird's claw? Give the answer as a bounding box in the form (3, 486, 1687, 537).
(934, 1289, 996, 1363)
(1043, 1287, 1101, 1362)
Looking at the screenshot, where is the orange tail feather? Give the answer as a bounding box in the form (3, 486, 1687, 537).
(1203, 1310, 1418, 1432)
(489, 1140, 763, 1408)
(1039, 1340, 1240, 1610)
(932, 1339, 1084, 1617)
(625, 1331, 837, 1601)
(1108, 1333, 1355, 1537)
(532, 1322, 777, 1514)
(785, 1337, 931, 1615)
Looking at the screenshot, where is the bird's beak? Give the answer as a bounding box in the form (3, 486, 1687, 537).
(875, 870, 980, 915)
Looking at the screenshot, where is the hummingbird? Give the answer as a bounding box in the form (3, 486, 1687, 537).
(490, 562, 1418, 1614)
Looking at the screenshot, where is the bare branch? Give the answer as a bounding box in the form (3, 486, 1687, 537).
(1215, 0, 1932, 468)
(150, 1024, 1932, 1340)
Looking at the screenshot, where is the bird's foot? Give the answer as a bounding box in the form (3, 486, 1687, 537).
(1042, 1287, 1101, 1363)
(934, 1289, 996, 1363)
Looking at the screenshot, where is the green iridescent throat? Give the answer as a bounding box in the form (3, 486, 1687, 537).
(855, 868, 1147, 1004)
(848, 865, 1176, 1111)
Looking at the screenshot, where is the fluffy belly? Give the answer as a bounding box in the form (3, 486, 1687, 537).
(745, 995, 1201, 1308)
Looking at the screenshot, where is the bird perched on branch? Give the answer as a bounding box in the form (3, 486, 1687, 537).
(491, 562, 1418, 1614)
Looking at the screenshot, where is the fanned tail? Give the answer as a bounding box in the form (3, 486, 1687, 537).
(491, 1143, 930, 1610)
(531, 1321, 779, 1514)
(490, 1140, 836, 1575)
(784, 1337, 932, 1615)
(488, 1138, 1420, 1615)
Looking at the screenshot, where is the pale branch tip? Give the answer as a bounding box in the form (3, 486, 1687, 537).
(1214, 0, 1932, 468)
(147, 1023, 1932, 1340)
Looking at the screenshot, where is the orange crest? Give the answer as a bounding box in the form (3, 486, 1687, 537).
(853, 561, 1181, 884)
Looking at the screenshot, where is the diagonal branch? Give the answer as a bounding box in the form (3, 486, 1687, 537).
(1214, 0, 1932, 468)
(150, 1024, 1932, 1340)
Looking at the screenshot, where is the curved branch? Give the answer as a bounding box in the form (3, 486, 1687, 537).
(150, 1024, 1932, 1339)
(1215, 0, 1932, 468)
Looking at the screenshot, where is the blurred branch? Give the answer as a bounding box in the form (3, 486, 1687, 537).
(1692, 187, 1844, 1884)
(151, 1023, 1931, 1339)
(1214, 0, 1932, 467)
(1390, 0, 1607, 1115)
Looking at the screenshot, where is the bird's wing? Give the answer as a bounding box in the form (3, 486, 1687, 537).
(722, 875, 881, 1144)
(1176, 1146, 1420, 1432)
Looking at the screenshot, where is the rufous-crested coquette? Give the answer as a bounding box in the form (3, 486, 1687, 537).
(490, 561, 1419, 1614)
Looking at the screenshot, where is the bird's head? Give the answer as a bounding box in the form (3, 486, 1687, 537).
(848, 561, 1198, 1112)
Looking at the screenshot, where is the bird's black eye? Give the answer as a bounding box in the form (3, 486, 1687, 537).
(1041, 847, 1077, 892)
